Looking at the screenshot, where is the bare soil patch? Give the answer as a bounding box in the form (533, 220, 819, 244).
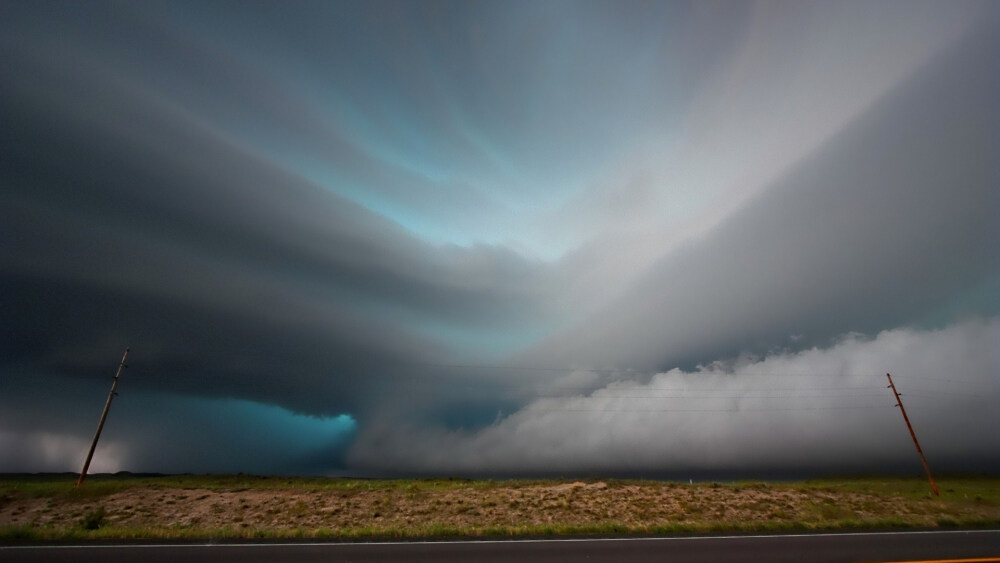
(2, 476, 998, 540)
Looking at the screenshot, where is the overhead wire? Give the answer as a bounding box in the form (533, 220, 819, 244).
(376, 361, 983, 413)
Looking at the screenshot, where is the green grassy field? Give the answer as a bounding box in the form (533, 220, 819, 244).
(2, 474, 998, 541)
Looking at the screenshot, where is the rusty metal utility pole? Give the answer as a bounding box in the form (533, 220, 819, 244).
(77, 347, 129, 488)
(886, 373, 939, 497)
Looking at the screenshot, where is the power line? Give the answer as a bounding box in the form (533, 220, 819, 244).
(524, 405, 891, 413)
(410, 362, 890, 378)
(374, 363, 985, 415)
(398, 362, 977, 385)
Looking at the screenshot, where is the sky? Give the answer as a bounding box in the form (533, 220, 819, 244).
(1, 0, 998, 477)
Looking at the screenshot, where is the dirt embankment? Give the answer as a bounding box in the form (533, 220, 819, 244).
(3, 479, 998, 537)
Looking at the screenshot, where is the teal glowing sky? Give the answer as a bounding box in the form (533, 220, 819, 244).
(1, 0, 998, 475)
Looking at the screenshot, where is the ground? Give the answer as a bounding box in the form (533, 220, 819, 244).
(1, 475, 998, 540)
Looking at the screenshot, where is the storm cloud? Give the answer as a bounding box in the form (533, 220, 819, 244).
(1, 1, 997, 475)
(348, 319, 1000, 476)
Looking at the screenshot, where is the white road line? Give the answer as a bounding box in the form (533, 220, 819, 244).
(2, 529, 999, 549)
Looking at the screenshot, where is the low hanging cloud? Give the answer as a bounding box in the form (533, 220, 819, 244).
(347, 318, 1000, 476)
(0, 383, 358, 475)
(0, 431, 125, 474)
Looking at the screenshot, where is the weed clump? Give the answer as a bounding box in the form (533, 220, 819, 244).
(79, 506, 106, 530)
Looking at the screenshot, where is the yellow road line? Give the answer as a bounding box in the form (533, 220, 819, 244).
(883, 558, 1000, 563)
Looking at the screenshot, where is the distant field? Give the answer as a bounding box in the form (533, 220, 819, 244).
(2, 474, 998, 541)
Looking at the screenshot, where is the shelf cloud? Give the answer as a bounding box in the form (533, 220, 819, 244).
(348, 319, 1000, 476)
(1, 0, 997, 475)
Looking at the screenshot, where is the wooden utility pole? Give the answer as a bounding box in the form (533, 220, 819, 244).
(886, 372, 939, 497)
(77, 347, 129, 488)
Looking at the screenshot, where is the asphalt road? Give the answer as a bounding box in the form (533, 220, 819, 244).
(2, 530, 999, 563)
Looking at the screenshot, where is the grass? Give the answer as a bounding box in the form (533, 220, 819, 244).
(0, 473, 503, 498)
(2, 474, 999, 542)
(798, 474, 1000, 501)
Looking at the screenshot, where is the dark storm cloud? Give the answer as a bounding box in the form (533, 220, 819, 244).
(0, 1, 556, 426)
(1, 1, 997, 475)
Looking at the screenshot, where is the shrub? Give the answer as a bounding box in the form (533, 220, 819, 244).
(80, 506, 106, 530)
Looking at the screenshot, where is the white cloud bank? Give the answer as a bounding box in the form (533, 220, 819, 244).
(348, 317, 1000, 476)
